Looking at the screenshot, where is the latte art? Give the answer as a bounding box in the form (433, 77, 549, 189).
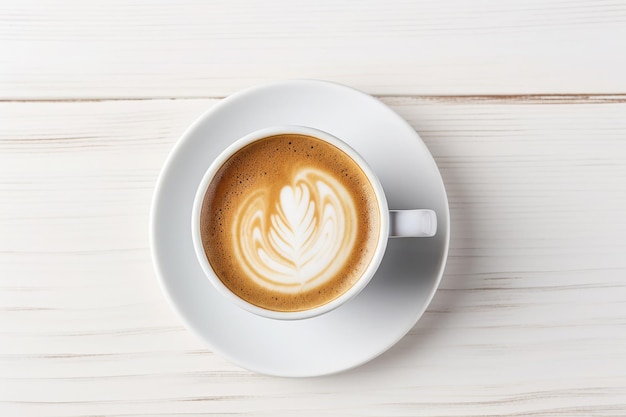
(234, 168, 357, 293)
(199, 134, 380, 312)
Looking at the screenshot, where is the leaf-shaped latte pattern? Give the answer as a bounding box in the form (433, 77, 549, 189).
(233, 168, 358, 293)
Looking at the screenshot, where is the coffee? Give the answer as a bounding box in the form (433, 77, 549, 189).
(199, 134, 380, 312)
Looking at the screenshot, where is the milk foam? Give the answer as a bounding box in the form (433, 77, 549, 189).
(233, 167, 357, 293)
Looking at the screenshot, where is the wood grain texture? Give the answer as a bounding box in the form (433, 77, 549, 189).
(2, 0, 626, 99)
(1, 97, 625, 416)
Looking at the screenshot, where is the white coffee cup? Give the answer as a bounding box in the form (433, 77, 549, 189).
(191, 126, 436, 320)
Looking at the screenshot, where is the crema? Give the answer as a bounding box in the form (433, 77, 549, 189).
(199, 134, 380, 312)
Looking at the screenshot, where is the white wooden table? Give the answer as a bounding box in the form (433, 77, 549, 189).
(2, 1, 626, 415)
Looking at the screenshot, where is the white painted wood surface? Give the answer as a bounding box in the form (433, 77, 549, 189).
(1, 1, 626, 416)
(2, 0, 626, 98)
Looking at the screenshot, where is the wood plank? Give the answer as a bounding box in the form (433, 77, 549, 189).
(1, 0, 626, 99)
(0, 98, 625, 416)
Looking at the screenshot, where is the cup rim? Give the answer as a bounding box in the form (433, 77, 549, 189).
(191, 125, 389, 320)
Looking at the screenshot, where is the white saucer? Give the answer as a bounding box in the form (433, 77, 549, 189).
(150, 80, 450, 377)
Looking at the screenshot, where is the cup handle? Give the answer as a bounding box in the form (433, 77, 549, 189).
(389, 209, 437, 238)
